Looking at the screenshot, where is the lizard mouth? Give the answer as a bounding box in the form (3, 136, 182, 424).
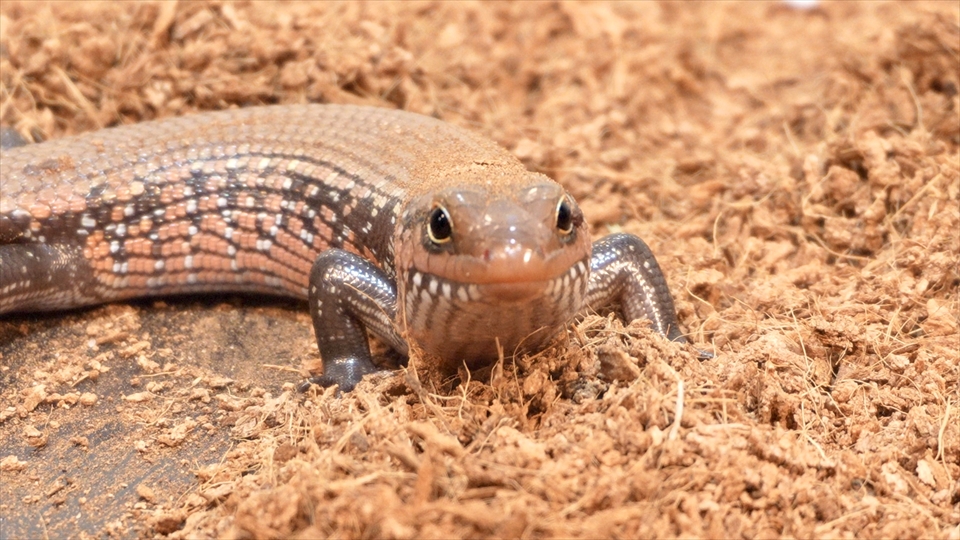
(404, 257, 590, 304)
(406, 227, 592, 286)
(400, 256, 591, 365)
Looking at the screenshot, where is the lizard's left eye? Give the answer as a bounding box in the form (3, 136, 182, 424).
(556, 197, 574, 235)
(427, 205, 453, 244)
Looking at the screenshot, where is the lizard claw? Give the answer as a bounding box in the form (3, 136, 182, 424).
(297, 357, 382, 393)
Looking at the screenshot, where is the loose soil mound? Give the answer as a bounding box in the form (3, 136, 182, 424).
(1, 2, 957, 538)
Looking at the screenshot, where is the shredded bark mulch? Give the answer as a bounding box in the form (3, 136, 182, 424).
(1, 2, 957, 538)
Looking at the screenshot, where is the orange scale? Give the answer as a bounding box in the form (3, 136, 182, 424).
(158, 187, 176, 205)
(205, 254, 230, 272)
(263, 193, 284, 213)
(36, 187, 57, 204)
(233, 251, 251, 269)
(272, 229, 293, 249)
(94, 257, 113, 271)
(93, 244, 111, 260)
(124, 275, 147, 289)
(129, 181, 145, 197)
(191, 234, 216, 252)
(238, 232, 259, 250)
(129, 258, 153, 274)
(67, 197, 88, 214)
(291, 250, 309, 268)
(240, 272, 262, 286)
(243, 174, 261, 190)
(293, 244, 315, 262)
(204, 234, 228, 252)
(269, 175, 289, 190)
(215, 255, 234, 272)
(312, 235, 328, 251)
(188, 253, 206, 270)
(189, 232, 209, 250)
(261, 214, 278, 232)
(15, 191, 37, 209)
(313, 218, 333, 239)
(319, 206, 335, 222)
(190, 254, 209, 271)
(237, 212, 258, 230)
(86, 230, 105, 244)
(165, 257, 185, 272)
(197, 214, 218, 232)
(235, 254, 256, 272)
(249, 253, 270, 272)
(195, 196, 215, 212)
(114, 186, 133, 203)
(164, 168, 185, 183)
(47, 199, 70, 216)
(126, 239, 151, 256)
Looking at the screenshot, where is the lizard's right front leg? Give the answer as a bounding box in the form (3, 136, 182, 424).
(302, 249, 407, 392)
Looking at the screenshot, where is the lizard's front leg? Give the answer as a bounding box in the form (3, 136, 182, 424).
(301, 249, 407, 392)
(584, 233, 687, 343)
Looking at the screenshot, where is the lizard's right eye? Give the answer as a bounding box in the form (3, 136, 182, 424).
(556, 197, 574, 234)
(427, 205, 453, 244)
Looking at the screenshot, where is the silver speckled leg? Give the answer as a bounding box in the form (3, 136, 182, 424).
(302, 249, 407, 392)
(585, 233, 687, 343)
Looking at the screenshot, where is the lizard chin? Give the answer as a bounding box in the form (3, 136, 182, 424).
(399, 257, 590, 365)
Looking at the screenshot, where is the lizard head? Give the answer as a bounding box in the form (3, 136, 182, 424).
(396, 174, 592, 367)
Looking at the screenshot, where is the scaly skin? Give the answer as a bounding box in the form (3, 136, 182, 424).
(0, 104, 688, 391)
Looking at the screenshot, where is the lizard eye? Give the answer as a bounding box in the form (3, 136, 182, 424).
(556, 197, 574, 235)
(427, 205, 453, 244)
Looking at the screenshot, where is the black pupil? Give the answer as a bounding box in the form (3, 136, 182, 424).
(557, 200, 573, 232)
(430, 208, 452, 241)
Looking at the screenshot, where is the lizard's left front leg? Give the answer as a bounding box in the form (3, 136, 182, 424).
(584, 233, 687, 343)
